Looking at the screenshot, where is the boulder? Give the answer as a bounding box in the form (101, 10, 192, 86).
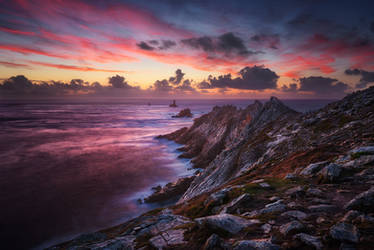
(285, 186, 305, 198)
(262, 223, 272, 234)
(330, 222, 359, 243)
(203, 234, 223, 250)
(307, 188, 324, 197)
(308, 204, 336, 213)
(233, 240, 280, 250)
(319, 163, 342, 182)
(279, 220, 305, 236)
(149, 229, 187, 249)
(294, 233, 323, 250)
(195, 214, 259, 234)
(281, 210, 308, 220)
(88, 235, 135, 250)
(300, 161, 329, 176)
(220, 193, 252, 214)
(344, 187, 374, 212)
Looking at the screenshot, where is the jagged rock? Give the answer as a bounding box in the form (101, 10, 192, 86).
(300, 161, 329, 176)
(134, 212, 191, 237)
(350, 146, 374, 154)
(330, 222, 360, 243)
(344, 187, 374, 212)
(294, 233, 323, 250)
(172, 108, 193, 118)
(279, 220, 305, 236)
(281, 210, 308, 220)
(149, 229, 187, 249)
(251, 179, 265, 183)
(233, 240, 280, 250)
(203, 234, 223, 250)
(88, 235, 135, 250)
(316, 217, 326, 224)
(195, 214, 259, 234)
(343, 155, 374, 169)
(308, 204, 336, 213)
(319, 163, 343, 182)
(220, 193, 251, 214)
(285, 186, 305, 198)
(284, 173, 296, 180)
(145, 176, 194, 203)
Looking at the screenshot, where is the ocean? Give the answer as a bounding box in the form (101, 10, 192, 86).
(0, 99, 334, 249)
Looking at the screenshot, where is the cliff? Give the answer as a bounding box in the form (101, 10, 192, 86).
(51, 87, 374, 250)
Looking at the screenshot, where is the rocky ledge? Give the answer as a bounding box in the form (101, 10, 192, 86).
(51, 87, 374, 249)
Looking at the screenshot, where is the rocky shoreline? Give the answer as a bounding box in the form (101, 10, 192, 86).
(50, 87, 374, 249)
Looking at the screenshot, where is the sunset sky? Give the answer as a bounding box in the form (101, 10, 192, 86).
(0, 0, 374, 99)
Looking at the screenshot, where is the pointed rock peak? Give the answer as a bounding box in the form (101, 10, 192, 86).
(254, 100, 262, 106)
(270, 96, 282, 103)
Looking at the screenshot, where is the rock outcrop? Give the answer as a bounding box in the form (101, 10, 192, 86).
(51, 86, 374, 250)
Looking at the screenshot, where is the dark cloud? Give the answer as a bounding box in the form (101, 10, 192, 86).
(137, 40, 176, 51)
(250, 34, 280, 49)
(371, 21, 374, 33)
(108, 75, 132, 88)
(153, 79, 173, 92)
(0, 75, 140, 98)
(345, 68, 374, 88)
(175, 79, 195, 92)
(136, 41, 155, 51)
(299, 76, 348, 95)
(280, 83, 298, 92)
(152, 69, 196, 93)
(168, 69, 185, 85)
(182, 32, 255, 57)
(159, 40, 177, 50)
(197, 65, 279, 90)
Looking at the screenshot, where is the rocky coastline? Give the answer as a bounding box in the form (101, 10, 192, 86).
(50, 86, 374, 250)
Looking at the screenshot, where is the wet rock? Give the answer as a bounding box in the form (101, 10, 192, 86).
(220, 193, 252, 214)
(294, 233, 323, 250)
(203, 234, 223, 250)
(149, 229, 187, 249)
(195, 214, 259, 234)
(269, 196, 280, 201)
(279, 220, 305, 236)
(172, 108, 193, 118)
(343, 155, 374, 169)
(281, 210, 308, 220)
(233, 240, 280, 250)
(308, 204, 337, 213)
(145, 176, 194, 203)
(300, 161, 329, 176)
(330, 222, 360, 243)
(344, 187, 374, 212)
(320, 163, 342, 182)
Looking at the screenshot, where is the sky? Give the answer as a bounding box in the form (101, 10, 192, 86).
(0, 0, 374, 99)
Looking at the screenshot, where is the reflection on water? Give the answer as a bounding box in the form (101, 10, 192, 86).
(0, 99, 333, 249)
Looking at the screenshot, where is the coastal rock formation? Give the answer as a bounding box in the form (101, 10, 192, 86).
(172, 108, 193, 118)
(51, 86, 374, 250)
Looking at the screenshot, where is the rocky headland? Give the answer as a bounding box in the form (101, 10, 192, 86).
(51, 86, 374, 250)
